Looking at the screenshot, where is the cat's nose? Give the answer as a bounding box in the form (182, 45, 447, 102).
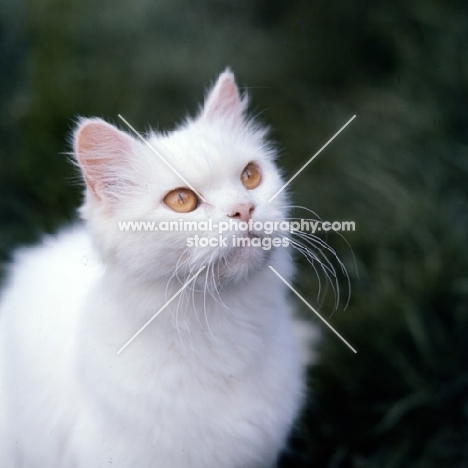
(228, 203, 255, 222)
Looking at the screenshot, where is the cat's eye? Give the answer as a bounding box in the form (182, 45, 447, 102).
(164, 188, 199, 213)
(241, 163, 262, 190)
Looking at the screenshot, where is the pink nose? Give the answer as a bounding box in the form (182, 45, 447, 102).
(228, 203, 254, 222)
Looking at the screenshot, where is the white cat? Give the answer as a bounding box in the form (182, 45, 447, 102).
(0, 70, 305, 467)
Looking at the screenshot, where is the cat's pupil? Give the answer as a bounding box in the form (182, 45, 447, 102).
(241, 163, 262, 190)
(164, 188, 198, 213)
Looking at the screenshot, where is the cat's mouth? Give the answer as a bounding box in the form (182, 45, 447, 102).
(177, 229, 278, 286)
(217, 231, 272, 263)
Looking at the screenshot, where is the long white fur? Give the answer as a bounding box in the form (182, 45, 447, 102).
(0, 70, 304, 467)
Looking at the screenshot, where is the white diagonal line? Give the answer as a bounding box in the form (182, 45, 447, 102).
(118, 114, 207, 203)
(268, 115, 356, 202)
(268, 266, 357, 354)
(117, 266, 206, 354)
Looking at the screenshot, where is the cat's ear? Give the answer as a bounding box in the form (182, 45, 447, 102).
(74, 118, 136, 203)
(200, 69, 248, 124)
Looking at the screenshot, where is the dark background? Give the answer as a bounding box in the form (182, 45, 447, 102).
(1, 0, 467, 466)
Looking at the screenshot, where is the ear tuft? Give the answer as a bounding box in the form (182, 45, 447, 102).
(74, 118, 135, 202)
(201, 69, 248, 123)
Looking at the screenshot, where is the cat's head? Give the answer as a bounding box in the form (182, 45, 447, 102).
(74, 69, 289, 287)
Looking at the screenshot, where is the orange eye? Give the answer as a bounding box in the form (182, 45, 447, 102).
(241, 163, 262, 190)
(164, 188, 198, 213)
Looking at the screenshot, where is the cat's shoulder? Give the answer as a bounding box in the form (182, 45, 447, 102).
(1, 224, 102, 298)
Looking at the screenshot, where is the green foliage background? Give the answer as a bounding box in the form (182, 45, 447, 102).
(0, 0, 467, 466)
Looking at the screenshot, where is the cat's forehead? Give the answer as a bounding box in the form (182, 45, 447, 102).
(146, 123, 263, 183)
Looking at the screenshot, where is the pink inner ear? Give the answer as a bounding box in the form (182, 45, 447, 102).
(75, 119, 133, 201)
(216, 78, 240, 114)
(77, 121, 132, 157)
(203, 72, 246, 122)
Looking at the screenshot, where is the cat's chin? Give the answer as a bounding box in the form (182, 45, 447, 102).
(207, 244, 273, 288)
